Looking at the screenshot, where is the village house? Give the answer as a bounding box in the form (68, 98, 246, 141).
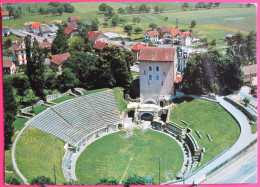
(139, 47, 177, 99)
(26, 22, 42, 34)
(50, 52, 71, 72)
(3, 59, 16, 74)
(92, 41, 107, 53)
(131, 43, 148, 61)
(145, 30, 159, 42)
(88, 31, 108, 43)
(2, 10, 9, 20)
(157, 26, 170, 36)
(9, 38, 27, 65)
(163, 28, 182, 44)
(2, 26, 10, 37)
(68, 16, 80, 23)
(64, 26, 79, 39)
(242, 64, 257, 86)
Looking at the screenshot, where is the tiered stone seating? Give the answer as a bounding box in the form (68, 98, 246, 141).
(27, 89, 121, 147)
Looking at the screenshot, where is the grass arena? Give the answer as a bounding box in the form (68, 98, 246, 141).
(11, 89, 241, 185)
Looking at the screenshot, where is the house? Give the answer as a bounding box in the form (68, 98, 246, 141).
(40, 24, 52, 35)
(50, 52, 71, 72)
(180, 31, 196, 46)
(9, 38, 27, 65)
(3, 59, 16, 74)
(93, 41, 107, 52)
(2, 10, 9, 20)
(163, 28, 182, 44)
(27, 22, 42, 34)
(68, 16, 80, 23)
(2, 26, 10, 37)
(242, 64, 257, 85)
(157, 26, 170, 36)
(64, 26, 79, 39)
(145, 30, 159, 42)
(139, 47, 177, 99)
(88, 31, 108, 43)
(131, 43, 148, 61)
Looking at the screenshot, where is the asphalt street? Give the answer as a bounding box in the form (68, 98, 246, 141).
(202, 143, 257, 184)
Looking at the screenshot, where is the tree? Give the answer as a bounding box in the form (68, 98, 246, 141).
(210, 39, 216, 46)
(91, 18, 99, 31)
(51, 27, 69, 55)
(125, 174, 146, 185)
(134, 27, 143, 34)
(62, 52, 99, 89)
(3, 78, 17, 150)
(25, 36, 45, 99)
(58, 68, 79, 91)
(124, 24, 133, 33)
(111, 15, 119, 26)
(96, 178, 119, 185)
(5, 177, 21, 185)
(181, 2, 190, 11)
(118, 7, 125, 14)
(149, 23, 157, 30)
(31, 176, 54, 185)
(243, 97, 250, 107)
(57, 5, 64, 15)
(190, 20, 196, 28)
(154, 5, 160, 13)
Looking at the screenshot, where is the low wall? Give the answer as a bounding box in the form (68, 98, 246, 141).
(224, 96, 257, 122)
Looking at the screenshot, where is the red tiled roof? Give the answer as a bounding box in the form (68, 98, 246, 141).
(3, 60, 13, 68)
(39, 41, 52, 48)
(64, 26, 77, 35)
(51, 52, 71, 66)
(131, 43, 148, 51)
(2, 26, 9, 29)
(2, 10, 9, 16)
(158, 26, 170, 33)
(169, 28, 182, 37)
(31, 22, 42, 28)
(146, 30, 159, 37)
(139, 47, 175, 62)
(69, 16, 80, 21)
(88, 31, 101, 41)
(174, 76, 182, 83)
(93, 41, 107, 50)
(181, 31, 195, 38)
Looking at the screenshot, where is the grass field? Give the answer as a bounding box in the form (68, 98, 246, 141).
(113, 87, 127, 113)
(170, 98, 240, 167)
(76, 130, 183, 184)
(16, 126, 66, 184)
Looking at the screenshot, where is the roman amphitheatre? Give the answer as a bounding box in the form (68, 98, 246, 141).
(11, 88, 255, 185)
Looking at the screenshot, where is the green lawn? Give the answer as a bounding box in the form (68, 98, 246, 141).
(76, 130, 183, 184)
(52, 95, 75, 103)
(16, 126, 66, 184)
(113, 88, 127, 113)
(170, 98, 240, 167)
(12, 118, 28, 131)
(83, 88, 109, 95)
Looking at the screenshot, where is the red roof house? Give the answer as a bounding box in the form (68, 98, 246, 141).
(64, 26, 79, 38)
(93, 41, 107, 51)
(131, 43, 148, 60)
(50, 52, 71, 72)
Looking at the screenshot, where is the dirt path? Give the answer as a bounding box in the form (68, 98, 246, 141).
(119, 156, 134, 184)
(208, 24, 249, 34)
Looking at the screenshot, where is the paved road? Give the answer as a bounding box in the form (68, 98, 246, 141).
(202, 143, 257, 184)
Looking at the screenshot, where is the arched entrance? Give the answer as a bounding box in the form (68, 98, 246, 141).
(140, 113, 153, 121)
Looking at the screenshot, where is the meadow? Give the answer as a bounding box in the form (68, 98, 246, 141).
(76, 130, 184, 184)
(170, 98, 241, 167)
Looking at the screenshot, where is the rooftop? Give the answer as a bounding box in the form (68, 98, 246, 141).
(139, 47, 176, 62)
